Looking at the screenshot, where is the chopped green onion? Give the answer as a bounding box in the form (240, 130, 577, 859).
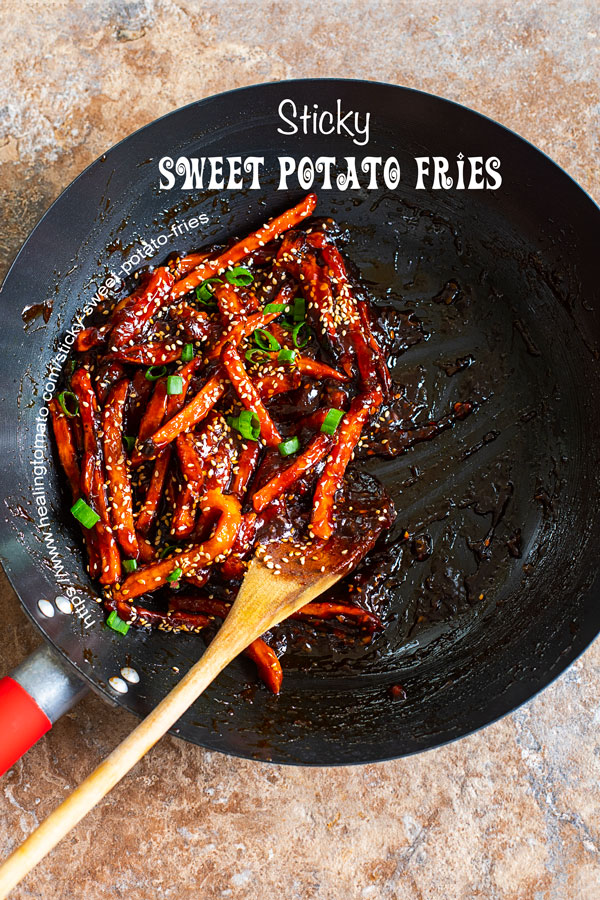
(167, 375, 183, 395)
(293, 297, 306, 322)
(278, 436, 300, 457)
(71, 498, 100, 529)
(145, 365, 167, 381)
(181, 343, 195, 362)
(228, 410, 260, 441)
(292, 322, 311, 348)
(226, 267, 253, 287)
(123, 559, 138, 573)
(195, 278, 222, 303)
(167, 567, 183, 583)
(320, 408, 345, 435)
(263, 302, 287, 315)
(279, 316, 295, 331)
(159, 545, 177, 559)
(106, 610, 130, 635)
(277, 348, 297, 365)
(245, 348, 270, 364)
(253, 329, 280, 352)
(123, 435, 136, 453)
(58, 390, 79, 418)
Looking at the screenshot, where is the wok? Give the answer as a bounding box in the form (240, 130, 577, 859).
(0, 78, 599, 767)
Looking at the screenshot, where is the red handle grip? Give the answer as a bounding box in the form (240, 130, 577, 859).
(0, 676, 52, 776)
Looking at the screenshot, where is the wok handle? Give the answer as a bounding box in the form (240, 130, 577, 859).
(0, 646, 88, 777)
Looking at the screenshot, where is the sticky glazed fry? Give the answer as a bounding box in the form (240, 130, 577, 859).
(310, 389, 383, 540)
(244, 639, 283, 694)
(109, 267, 174, 350)
(49, 397, 102, 579)
(120, 489, 241, 600)
(171, 193, 318, 299)
(52, 193, 476, 692)
(291, 603, 382, 633)
(102, 380, 139, 558)
(144, 374, 225, 456)
(221, 342, 282, 447)
(252, 433, 332, 513)
(70, 367, 122, 583)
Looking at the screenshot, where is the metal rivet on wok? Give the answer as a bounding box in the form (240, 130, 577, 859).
(120, 667, 140, 684)
(55, 595, 73, 614)
(108, 676, 128, 694)
(37, 599, 55, 618)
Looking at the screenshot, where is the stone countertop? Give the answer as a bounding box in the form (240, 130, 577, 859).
(0, 2, 599, 898)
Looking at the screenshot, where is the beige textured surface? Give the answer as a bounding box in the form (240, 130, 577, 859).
(1, 2, 599, 898)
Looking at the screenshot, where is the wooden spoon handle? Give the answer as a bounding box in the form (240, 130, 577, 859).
(0, 616, 252, 899)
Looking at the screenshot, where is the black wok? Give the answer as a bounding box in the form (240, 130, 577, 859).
(0, 78, 599, 766)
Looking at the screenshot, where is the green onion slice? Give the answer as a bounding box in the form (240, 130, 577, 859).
(320, 408, 345, 435)
(181, 343, 194, 362)
(228, 410, 261, 441)
(70, 498, 100, 529)
(226, 267, 253, 287)
(58, 390, 79, 418)
(278, 436, 300, 457)
(292, 322, 311, 348)
(253, 329, 280, 352)
(123, 559, 138, 573)
(167, 375, 183, 395)
(277, 348, 297, 365)
(293, 297, 306, 322)
(263, 302, 287, 315)
(159, 545, 177, 559)
(195, 278, 222, 303)
(123, 435, 136, 453)
(106, 610, 130, 635)
(167, 567, 183, 583)
(145, 365, 167, 381)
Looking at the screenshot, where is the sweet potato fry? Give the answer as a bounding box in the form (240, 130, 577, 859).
(244, 639, 283, 693)
(120, 489, 241, 600)
(231, 443, 260, 499)
(143, 373, 225, 456)
(109, 267, 174, 350)
(132, 379, 168, 465)
(171, 194, 317, 299)
(48, 398, 81, 497)
(102, 380, 139, 558)
(318, 241, 391, 392)
(221, 342, 282, 446)
(165, 356, 204, 417)
(252, 433, 332, 512)
(70, 367, 121, 583)
(291, 602, 382, 632)
(49, 397, 102, 579)
(135, 447, 172, 535)
(310, 389, 383, 540)
(295, 357, 348, 383)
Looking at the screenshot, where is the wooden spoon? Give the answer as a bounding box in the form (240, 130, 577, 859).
(0, 473, 394, 897)
(0, 554, 348, 896)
